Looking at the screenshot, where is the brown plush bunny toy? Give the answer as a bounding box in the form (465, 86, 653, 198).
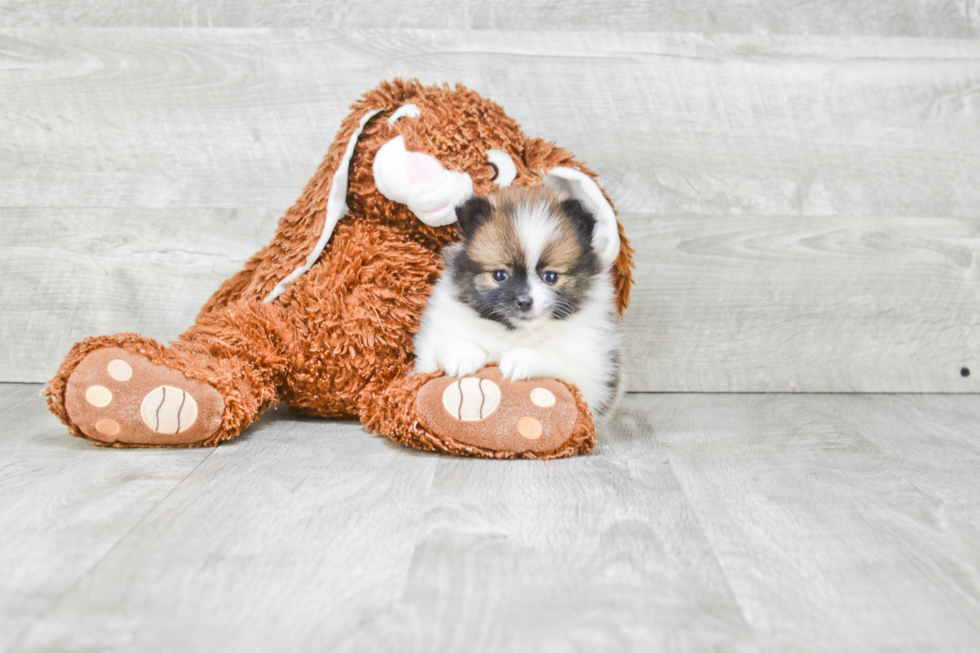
(45, 79, 634, 459)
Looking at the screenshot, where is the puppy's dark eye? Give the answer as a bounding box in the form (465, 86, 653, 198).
(492, 270, 508, 283)
(487, 162, 499, 181)
(542, 271, 559, 285)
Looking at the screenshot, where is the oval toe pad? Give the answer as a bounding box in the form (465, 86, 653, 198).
(417, 367, 578, 455)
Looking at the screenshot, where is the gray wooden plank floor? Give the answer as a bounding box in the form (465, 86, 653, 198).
(4, 384, 980, 652)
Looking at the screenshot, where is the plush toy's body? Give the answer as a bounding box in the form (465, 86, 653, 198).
(46, 80, 633, 459)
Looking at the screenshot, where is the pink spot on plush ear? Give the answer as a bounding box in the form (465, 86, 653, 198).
(406, 152, 443, 183)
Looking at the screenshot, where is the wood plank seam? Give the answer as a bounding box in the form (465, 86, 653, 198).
(3, 448, 218, 653)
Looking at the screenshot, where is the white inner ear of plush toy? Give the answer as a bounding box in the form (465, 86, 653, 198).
(541, 168, 620, 268)
(264, 109, 382, 303)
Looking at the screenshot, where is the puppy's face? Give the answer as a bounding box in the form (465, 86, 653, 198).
(448, 188, 601, 329)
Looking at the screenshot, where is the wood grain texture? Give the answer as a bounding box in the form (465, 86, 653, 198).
(329, 434, 756, 652)
(0, 207, 278, 382)
(2, 29, 980, 390)
(1, 0, 978, 37)
(1, 30, 978, 216)
(622, 213, 980, 392)
(653, 393, 980, 652)
(6, 387, 759, 652)
(0, 384, 213, 652)
(8, 208, 980, 393)
(6, 386, 980, 651)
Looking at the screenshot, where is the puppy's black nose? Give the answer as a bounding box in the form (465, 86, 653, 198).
(515, 294, 533, 311)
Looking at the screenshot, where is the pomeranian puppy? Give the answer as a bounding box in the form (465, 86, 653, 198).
(413, 186, 622, 416)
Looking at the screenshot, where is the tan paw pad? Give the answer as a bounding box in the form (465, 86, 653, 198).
(107, 359, 133, 381)
(417, 367, 579, 455)
(530, 387, 555, 407)
(65, 347, 223, 445)
(95, 418, 120, 436)
(442, 377, 501, 421)
(517, 416, 543, 439)
(85, 385, 113, 407)
(140, 386, 198, 434)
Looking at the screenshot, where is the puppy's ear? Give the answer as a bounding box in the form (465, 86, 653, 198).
(441, 242, 466, 272)
(560, 198, 598, 247)
(455, 195, 493, 239)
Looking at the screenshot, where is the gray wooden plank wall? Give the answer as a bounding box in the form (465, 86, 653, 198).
(2, 4, 980, 391)
(3, 1, 980, 37)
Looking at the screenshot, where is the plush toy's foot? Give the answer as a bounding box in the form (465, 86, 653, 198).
(63, 347, 224, 446)
(415, 367, 594, 458)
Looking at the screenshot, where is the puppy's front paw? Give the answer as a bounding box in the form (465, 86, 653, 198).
(499, 348, 547, 381)
(414, 355, 439, 375)
(439, 342, 488, 378)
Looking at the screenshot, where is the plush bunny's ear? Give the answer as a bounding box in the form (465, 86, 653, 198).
(541, 168, 620, 269)
(263, 109, 382, 303)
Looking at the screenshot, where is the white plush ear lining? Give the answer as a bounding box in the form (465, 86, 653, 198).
(264, 109, 382, 303)
(541, 167, 620, 268)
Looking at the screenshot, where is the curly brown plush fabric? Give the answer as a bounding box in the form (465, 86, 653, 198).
(45, 79, 633, 459)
